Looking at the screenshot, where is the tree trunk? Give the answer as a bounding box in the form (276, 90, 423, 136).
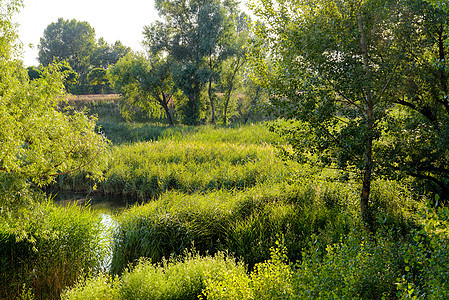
(357, 10, 374, 233)
(361, 114, 374, 234)
(222, 57, 242, 125)
(208, 80, 216, 124)
(161, 93, 174, 126)
(244, 86, 261, 124)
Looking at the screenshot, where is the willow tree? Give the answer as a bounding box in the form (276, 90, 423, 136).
(249, 0, 416, 231)
(109, 53, 177, 125)
(144, 0, 241, 125)
(1, 0, 108, 210)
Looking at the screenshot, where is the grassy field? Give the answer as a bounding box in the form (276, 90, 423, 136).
(5, 96, 447, 299)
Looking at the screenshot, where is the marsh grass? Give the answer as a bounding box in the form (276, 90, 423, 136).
(101, 139, 291, 198)
(56, 123, 286, 198)
(0, 199, 107, 299)
(110, 175, 420, 275)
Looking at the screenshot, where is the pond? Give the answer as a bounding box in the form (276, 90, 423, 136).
(51, 192, 132, 214)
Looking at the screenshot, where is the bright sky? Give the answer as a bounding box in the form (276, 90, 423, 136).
(13, 0, 252, 67)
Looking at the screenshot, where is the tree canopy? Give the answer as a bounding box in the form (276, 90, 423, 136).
(249, 0, 449, 230)
(109, 53, 177, 125)
(38, 18, 130, 94)
(1, 1, 108, 210)
(143, 0, 242, 125)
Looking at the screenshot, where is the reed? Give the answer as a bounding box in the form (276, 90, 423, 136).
(0, 199, 107, 299)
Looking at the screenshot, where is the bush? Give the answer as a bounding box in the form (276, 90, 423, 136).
(292, 228, 405, 299)
(0, 199, 107, 299)
(201, 238, 295, 300)
(397, 198, 449, 299)
(63, 251, 245, 300)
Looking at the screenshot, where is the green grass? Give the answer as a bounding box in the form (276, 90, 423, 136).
(58, 123, 288, 200)
(0, 198, 107, 299)
(110, 177, 418, 275)
(46, 121, 427, 299)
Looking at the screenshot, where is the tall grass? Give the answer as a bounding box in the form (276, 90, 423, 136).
(0, 199, 107, 299)
(102, 139, 291, 198)
(95, 122, 282, 145)
(58, 124, 289, 199)
(110, 177, 418, 274)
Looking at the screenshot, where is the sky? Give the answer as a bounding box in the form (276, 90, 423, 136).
(13, 0, 252, 67)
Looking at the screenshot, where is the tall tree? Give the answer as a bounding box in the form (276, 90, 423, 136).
(375, 0, 449, 201)
(249, 0, 418, 232)
(87, 67, 109, 94)
(144, 0, 240, 125)
(90, 38, 131, 69)
(218, 13, 249, 125)
(38, 18, 96, 93)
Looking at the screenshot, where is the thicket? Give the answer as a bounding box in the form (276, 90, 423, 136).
(202, 201, 449, 299)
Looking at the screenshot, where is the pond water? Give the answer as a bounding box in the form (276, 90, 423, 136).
(51, 192, 133, 271)
(51, 192, 132, 214)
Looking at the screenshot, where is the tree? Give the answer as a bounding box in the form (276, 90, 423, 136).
(27, 66, 41, 80)
(144, 0, 241, 125)
(249, 0, 419, 231)
(217, 13, 249, 125)
(87, 67, 109, 94)
(90, 38, 131, 69)
(374, 0, 449, 201)
(109, 53, 176, 125)
(1, 2, 108, 210)
(38, 18, 96, 93)
(38, 19, 131, 95)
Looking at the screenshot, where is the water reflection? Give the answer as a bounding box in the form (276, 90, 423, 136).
(100, 213, 118, 271)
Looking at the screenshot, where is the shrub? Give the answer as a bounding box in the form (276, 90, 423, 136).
(397, 198, 449, 299)
(201, 238, 295, 300)
(63, 251, 245, 300)
(61, 274, 121, 300)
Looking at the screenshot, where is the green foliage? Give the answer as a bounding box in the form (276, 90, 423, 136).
(90, 38, 131, 70)
(38, 18, 96, 94)
(201, 238, 294, 299)
(109, 53, 176, 125)
(0, 4, 108, 212)
(396, 197, 449, 299)
(110, 177, 416, 275)
(38, 19, 130, 95)
(87, 68, 109, 93)
(63, 251, 245, 300)
(61, 274, 121, 300)
(0, 199, 107, 299)
(27, 66, 41, 80)
(144, 0, 244, 125)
